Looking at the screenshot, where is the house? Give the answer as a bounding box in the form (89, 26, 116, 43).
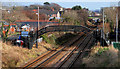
(57, 12, 60, 18)
(32, 7, 64, 20)
(88, 11, 101, 17)
(21, 24, 30, 31)
(65, 8, 72, 12)
(32, 9, 37, 13)
(94, 12, 101, 16)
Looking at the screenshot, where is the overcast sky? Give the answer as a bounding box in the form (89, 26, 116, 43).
(1, 0, 119, 10)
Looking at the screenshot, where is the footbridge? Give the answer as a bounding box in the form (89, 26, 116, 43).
(23, 25, 92, 49)
(37, 25, 91, 36)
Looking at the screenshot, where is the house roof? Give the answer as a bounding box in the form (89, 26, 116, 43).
(32, 9, 37, 12)
(65, 8, 71, 10)
(16, 20, 58, 23)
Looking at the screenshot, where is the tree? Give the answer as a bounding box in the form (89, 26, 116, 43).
(23, 10, 37, 20)
(62, 11, 78, 25)
(83, 7, 89, 11)
(62, 9, 88, 26)
(103, 7, 118, 32)
(1, 23, 10, 43)
(2, 7, 30, 23)
(77, 9, 88, 25)
(44, 2, 50, 5)
(118, 7, 120, 29)
(72, 5, 82, 10)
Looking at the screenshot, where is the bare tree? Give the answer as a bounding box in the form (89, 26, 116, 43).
(104, 7, 120, 32)
(77, 9, 88, 26)
(62, 9, 88, 26)
(62, 10, 78, 25)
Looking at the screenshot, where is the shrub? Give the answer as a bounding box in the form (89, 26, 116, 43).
(82, 46, 119, 67)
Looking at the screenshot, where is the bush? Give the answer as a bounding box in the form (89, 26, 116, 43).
(82, 46, 119, 67)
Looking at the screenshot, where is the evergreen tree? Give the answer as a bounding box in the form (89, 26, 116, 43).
(72, 5, 82, 10)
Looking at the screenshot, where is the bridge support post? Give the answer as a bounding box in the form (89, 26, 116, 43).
(36, 40, 38, 48)
(28, 37, 32, 49)
(28, 41, 33, 49)
(28, 31, 34, 49)
(36, 30, 38, 48)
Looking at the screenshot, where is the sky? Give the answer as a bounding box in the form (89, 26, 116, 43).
(1, 0, 119, 11)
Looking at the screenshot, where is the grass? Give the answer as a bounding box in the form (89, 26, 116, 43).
(1, 41, 54, 67)
(1, 32, 70, 67)
(41, 32, 76, 48)
(1, 32, 78, 67)
(40, 33, 58, 48)
(88, 17, 97, 19)
(82, 44, 120, 67)
(88, 17, 101, 19)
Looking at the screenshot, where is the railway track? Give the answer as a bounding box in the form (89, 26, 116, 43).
(70, 36, 96, 68)
(34, 34, 85, 68)
(23, 32, 85, 69)
(51, 32, 95, 69)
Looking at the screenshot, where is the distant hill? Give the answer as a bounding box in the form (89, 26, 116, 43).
(93, 9, 101, 13)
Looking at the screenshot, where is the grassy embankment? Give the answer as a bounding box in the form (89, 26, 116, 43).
(2, 32, 76, 67)
(2, 41, 51, 67)
(41, 32, 76, 46)
(82, 42, 120, 67)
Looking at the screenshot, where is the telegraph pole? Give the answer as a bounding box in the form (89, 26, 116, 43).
(36, 7, 39, 48)
(103, 9, 104, 39)
(116, 9, 118, 42)
(38, 7, 39, 30)
(102, 8, 105, 46)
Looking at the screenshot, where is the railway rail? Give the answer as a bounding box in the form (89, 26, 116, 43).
(23, 32, 85, 69)
(65, 34, 95, 68)
(23, 30, 96, 69)
(51, 32, 95, 69)
(34, 34, 85, 68)
(70, 36, 95, 68)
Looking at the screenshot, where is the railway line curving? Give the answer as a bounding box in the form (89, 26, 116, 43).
(23, 29, 96, 68)
(23, 32, 85, 69)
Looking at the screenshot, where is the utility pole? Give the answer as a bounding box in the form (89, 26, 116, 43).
(103, 9, 104, 39)
(36, 7, 39, 48)
(38, 7, 39, 30)
(116, 9, 118, 42)
(102, 8, 105, 46)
